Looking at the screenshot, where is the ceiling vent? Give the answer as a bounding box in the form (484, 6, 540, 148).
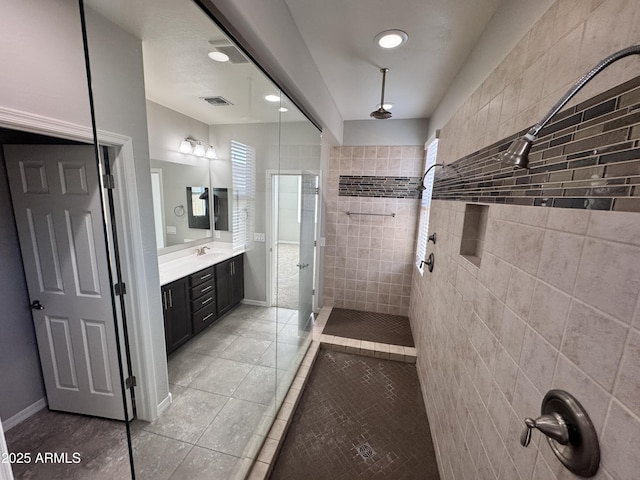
(208, 40, 249, 64)
(203, 96, 233, 107)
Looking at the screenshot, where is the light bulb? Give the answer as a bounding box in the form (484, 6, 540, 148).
(193, 142, 206, 157)
(205, 147, 217, 159)
(179, 140, 193, 153)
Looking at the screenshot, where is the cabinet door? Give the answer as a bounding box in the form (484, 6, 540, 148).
(163, 277, 191, 354)
(231, 255, 244, 306)
(215, 259, 232, 316)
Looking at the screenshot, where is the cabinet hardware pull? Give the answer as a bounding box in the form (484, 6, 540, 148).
(169, 289, 173, 307)
(201, 297, 213, 305)
(162, 291, 167, 310)
(202, 313, 214, 322)
(200, 285, 213, 293)
(200, 273, 212, 280)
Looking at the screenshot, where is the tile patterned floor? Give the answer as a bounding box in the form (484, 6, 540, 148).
(5, 305, 311, 480)
(321, 308, 415, 347)
(268, 349, 440, 480)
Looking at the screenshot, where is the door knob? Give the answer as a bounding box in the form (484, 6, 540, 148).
(30, 300, 45, 310)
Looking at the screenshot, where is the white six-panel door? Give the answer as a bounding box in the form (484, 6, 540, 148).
(4, 145, 126, 420)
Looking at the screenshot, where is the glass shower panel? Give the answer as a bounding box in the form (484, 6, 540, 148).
(82, 0, 285, 477)
(275, 100, 321, 408)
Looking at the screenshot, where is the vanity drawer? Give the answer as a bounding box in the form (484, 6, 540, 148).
(190, 267, 214, 287)
(191, 279, 215, 298)
(192, 291, 215, 313)
(192, 303, 217, 334)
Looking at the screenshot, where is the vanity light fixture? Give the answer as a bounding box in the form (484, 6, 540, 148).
(378, 103, 393, 110)
(494, 44, 640, 169)
(374, 29, 408, 49)
(178, 138, 217, 159)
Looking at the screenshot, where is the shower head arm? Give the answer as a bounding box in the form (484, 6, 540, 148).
(531, 44, 640, 138)
(496, 44, 640, 169)
(379, 68, 388, 107)
(417, 162, 445, 192)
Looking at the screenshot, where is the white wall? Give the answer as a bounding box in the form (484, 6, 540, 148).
(147, 101, 210, 165)
(0, 0, 92, 126)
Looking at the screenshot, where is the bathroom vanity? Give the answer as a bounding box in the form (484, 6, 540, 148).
(159, 249, 244, 354)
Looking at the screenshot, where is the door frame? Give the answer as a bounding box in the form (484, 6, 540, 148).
(265, 169, 321, 312)
(0, 105, 165, 423)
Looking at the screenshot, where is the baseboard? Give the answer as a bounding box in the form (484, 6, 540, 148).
(3, 398, 47, 431)
(241, 299, 269, 307)
(156, 392, 173, 418)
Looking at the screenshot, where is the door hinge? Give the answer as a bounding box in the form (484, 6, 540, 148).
(114, 282, 127, 296)
(312, 289, 315, 295)
(314, 187, 319, 195)
(125, 375, 137, 389)
(314, 240, 317, 247)
(103, 174, 115, 189)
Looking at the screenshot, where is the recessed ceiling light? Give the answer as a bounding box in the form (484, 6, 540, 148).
(207, 51, 230, 62)
(264, 94, 280, 102)
(279, 107, 288, 112)
(374, 29, 408, 49)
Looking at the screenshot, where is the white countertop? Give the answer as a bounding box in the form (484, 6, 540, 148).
(158, 244, 245, 286)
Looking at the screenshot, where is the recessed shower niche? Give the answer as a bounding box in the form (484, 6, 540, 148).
(460, 204, 488, 267)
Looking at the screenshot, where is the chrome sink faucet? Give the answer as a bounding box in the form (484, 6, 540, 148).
(196, 246, 210, 256)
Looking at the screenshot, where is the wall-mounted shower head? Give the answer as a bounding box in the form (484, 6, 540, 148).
(494, 44, 640, 169)
(370, 68, 392, 119)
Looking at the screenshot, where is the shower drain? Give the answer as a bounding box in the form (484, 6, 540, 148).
(356, 442, 375, 460)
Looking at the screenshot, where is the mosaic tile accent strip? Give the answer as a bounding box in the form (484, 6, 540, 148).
(433, 75, 640, 212)
(339, 175, 421, 199)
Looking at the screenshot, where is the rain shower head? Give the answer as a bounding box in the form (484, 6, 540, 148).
(493, 44, 640, 169)
(370, 68, 392, 119)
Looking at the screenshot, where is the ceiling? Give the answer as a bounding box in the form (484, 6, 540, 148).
(87, 0, 505, 125)
(284, 0, 504, 121)
(86, 0, 305, 125)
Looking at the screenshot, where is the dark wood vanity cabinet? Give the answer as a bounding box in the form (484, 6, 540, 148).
(162, 277, 191, 354)
(163, 255, 244, 355)
(215, 254, 244, 316)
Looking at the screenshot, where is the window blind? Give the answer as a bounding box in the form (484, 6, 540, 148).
(415, 137, 438, 274)
(231, 140, 256, 248)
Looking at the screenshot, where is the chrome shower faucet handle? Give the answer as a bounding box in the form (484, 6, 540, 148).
(520, 413, 569, 447)
(520, 389, 600, 478)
